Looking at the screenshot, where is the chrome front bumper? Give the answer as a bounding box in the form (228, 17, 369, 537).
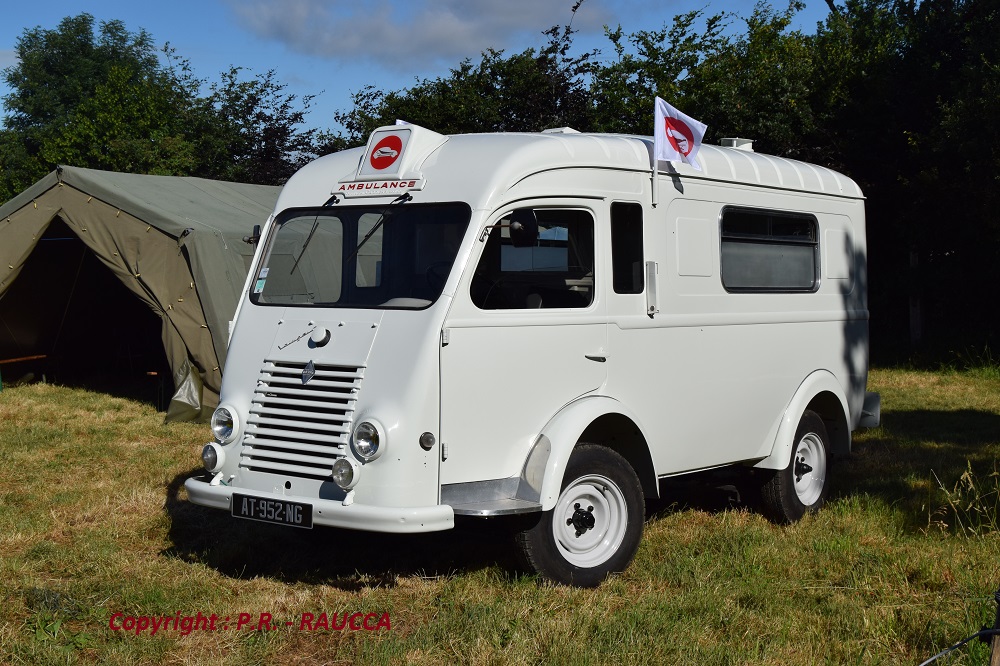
(184, 477, 455, 533)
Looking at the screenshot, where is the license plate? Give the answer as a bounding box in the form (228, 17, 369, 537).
(232, 493, 313, 529)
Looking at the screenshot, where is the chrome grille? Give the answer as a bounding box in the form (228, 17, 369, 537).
(239, 360, 364, 479)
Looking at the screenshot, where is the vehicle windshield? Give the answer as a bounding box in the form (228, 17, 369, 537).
(250, 202, 471, 308)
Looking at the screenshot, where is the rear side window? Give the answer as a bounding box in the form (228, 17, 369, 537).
(720, 209, 818, 292)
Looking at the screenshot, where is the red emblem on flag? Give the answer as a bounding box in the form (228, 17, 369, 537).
(664, 117, 695, 156)
(653, 97, 707, 171)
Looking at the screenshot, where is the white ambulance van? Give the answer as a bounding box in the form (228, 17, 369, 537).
(185, 124, 880, 587)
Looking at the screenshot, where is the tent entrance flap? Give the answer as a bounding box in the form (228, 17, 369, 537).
(0, 218, 171, 404)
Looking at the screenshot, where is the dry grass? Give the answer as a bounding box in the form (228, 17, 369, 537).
(0, 373, 998, 665)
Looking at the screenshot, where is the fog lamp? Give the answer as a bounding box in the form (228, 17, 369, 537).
(332, 457, 361, 490)
(201, 443, 225, 473)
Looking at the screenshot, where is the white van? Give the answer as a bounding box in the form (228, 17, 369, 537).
(185, 124, 880, 587)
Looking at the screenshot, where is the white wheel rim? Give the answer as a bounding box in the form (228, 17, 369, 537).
(552, 474, 628, 568)
(793, 432, 826, 506)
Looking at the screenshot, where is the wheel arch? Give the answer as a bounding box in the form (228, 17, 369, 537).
(534, 396, 657, 511)
(755, 370, 851, 471)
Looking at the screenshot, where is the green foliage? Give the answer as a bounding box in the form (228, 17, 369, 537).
(0, 13, 319, 197)
(327, 20, 597, 149)
(2, 14, 160, 134)
(689, 2, 816, 156)
(590, 9, 730, 134)
(801, 0, 1000, 358)
(202, 67, 319, 184)
(38, 61, 199, 175)
(0, 14, 201, 195)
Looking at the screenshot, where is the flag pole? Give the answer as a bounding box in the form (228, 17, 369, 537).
(651, 151, 658, 208)
(651, 97, 659, 208)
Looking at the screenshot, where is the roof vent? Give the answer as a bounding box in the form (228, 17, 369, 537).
(720, 137, 754, 151)
(541, 127, 580, 134)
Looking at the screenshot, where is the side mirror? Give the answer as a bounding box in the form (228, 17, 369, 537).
(243, 224, 261, 245)
(508, 209, 538, 248)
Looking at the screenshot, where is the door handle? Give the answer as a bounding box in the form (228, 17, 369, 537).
(584, 355, 607, 363)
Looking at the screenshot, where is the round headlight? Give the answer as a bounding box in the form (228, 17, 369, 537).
(352, 421, 384, 461)
(332, 457, 360, 490)
(202, 443, 225, 473)
(211, 406, 239, 443)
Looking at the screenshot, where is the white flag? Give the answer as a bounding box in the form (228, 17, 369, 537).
(654, 97, 707, 171)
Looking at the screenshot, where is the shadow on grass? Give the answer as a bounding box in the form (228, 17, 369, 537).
(161, 408, 1000, 584)
(162, 469, 527, 588)
(641, 408, 1000, 530)
(831, 408, 1000, 529)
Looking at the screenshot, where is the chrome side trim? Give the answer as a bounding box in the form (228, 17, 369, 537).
(442, 436, 550, 516)
(441, 477, 519, 506)
(448, 498, 543, 517)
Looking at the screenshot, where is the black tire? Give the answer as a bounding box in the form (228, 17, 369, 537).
(760, 410, 830, 523)
(515, 444, 644, 587)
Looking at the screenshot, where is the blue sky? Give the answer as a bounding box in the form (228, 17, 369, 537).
(0, 1, 834, 132)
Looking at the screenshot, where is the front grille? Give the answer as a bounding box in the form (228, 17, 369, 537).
(239, 360, 364, 480)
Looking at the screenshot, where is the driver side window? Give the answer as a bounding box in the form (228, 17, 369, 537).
(471, 209, 595, 310)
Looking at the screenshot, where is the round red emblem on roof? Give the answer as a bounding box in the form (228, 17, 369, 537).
(370, 135, 403, 170)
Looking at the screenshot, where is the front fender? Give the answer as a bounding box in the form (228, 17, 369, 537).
(754, 370, 849, 471)
(534, 396, 650, 511)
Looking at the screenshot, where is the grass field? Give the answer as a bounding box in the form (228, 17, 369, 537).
(1, 368, 998, 665)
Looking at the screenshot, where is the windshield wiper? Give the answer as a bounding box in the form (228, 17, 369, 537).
(289, 216, 321, 275)
(345, 192, 412, 265)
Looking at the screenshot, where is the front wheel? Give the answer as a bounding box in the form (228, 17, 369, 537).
(760, 410, 830, 523)
(515, 444, 644, 587)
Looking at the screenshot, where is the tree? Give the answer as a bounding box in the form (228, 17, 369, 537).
(589, 9, 729, 134)
(1, 13, 323, 196)
(200, 67, 319, 184)
(882, 0, 1000, 353)
(688, 2, 816, 157)
(37, 60, 200, 175)
(802, 0, 1000, 356)
(0, 14, 202, 198)
(323, 16, 597, 149)
(3, 14, 161, 134)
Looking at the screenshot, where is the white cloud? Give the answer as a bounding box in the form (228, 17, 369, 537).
(0, 50, 18, 70)
(225, 0, 613, 68)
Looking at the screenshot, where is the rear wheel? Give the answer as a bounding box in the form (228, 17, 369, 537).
(760, 410, 830, 523)
(515, 444, 644, 587)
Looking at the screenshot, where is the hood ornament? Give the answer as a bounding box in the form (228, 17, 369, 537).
(302, 360, 316, 384)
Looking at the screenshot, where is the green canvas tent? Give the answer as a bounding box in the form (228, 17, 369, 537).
(0, 166, 279, 421)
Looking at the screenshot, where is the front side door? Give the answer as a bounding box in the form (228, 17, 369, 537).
(440, 205, 607, 485)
